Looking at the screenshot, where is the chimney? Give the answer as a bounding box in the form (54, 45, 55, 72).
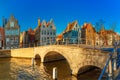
(2, 16, 7, 28)
(38, 18, 40, 26)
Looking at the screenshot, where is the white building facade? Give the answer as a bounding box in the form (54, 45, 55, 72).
(35, 19, 56, 46)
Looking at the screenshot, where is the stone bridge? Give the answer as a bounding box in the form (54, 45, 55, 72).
(11, 45, 110, 76)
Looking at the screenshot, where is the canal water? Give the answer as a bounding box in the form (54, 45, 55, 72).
(0, 58, 101, 80)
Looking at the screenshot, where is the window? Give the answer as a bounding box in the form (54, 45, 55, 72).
(42, 37, 44, 42)
(44, 37, 46, 41)
(50, 26, 52, 28)
(5, 30, 9, 35)
(47, 31, 49, 35)
(42, 31, 44, 35)
(53, 31, 55, 35)
(72, 32, 74, 36)
(43, 25, 45, 28)
(76, 24, 77, 27)
(50, 32, 52, 35)
(6, 38, 10, 42)
(44, 31, 46, 35)
(10, 22, 14, 27)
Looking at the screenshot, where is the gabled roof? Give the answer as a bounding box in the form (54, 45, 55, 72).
(46, 22, 51, 27)
(57, 34, 63, 39)
(28, 28, 35, 35)
(37, 18, 55, 28)
(56, 34, 63, 41)
(82, 23, 96, 32)
(63, 20, 78, 33)
(100, 29, 116, 35)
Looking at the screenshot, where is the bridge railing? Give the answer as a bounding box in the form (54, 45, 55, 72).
(19, 38, 103, 50)
(19, 37, 120, 49)
(98, 41, 120, 80)
(98, 52, 113, 80)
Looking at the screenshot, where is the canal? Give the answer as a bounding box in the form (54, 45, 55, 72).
(0, 58, 101, 80)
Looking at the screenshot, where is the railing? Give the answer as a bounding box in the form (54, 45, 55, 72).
(98, 41, 120, 80)
(117, 49, 120, 69)
(19, 38, 101, 49)
(98, 52, 113, 80)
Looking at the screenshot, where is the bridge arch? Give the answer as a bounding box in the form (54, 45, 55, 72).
(44, 51, 65, 62)
(33, 45, 109, 76)
(77, 61, 104, 75)
(77, 65, 102, 79)
(42, 48, 73, 70)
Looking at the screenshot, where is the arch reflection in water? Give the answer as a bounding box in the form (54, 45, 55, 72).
(43, 51, 72, 80)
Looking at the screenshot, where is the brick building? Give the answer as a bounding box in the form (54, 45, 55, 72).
(0, 27, 5, 49)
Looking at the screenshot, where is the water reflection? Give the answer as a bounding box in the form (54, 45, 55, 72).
(44, 60, 72, 80)
(0, 58, 11, 79)
(0, 58, 101, 80)
(35, 59, 41, 66)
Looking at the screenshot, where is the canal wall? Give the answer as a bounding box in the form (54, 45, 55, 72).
(0, 50, 11, 58)
(11, 48, 34, 58)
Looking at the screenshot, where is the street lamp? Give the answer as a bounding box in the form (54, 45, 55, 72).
(78, 28, 81, 47)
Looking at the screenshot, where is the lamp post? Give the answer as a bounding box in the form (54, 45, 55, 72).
(78, 29, 79, 46)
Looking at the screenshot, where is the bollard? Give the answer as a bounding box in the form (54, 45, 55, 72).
(114, 59, 117, 71)
(53, 67, 57, 80)
(108, 59, 113, 79)
(31, 58, 34, 66)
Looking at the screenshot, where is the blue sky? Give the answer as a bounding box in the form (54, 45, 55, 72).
(0, 0, 120, 34)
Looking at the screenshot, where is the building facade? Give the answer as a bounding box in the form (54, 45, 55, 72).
(0, 27, 5, 49)
(35, 19, 40, 46)
(22, 31, 28, 47)
(99, 29, 119, 46)
(19, 32, 23, 48)
(62, 21, 81, 44)
(56, 34, 63, 45)
(35, 19, 56, 46)
(27, 28, 35, 47)
(4, 15, 20, 49)
(81, 23, 96, 45)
